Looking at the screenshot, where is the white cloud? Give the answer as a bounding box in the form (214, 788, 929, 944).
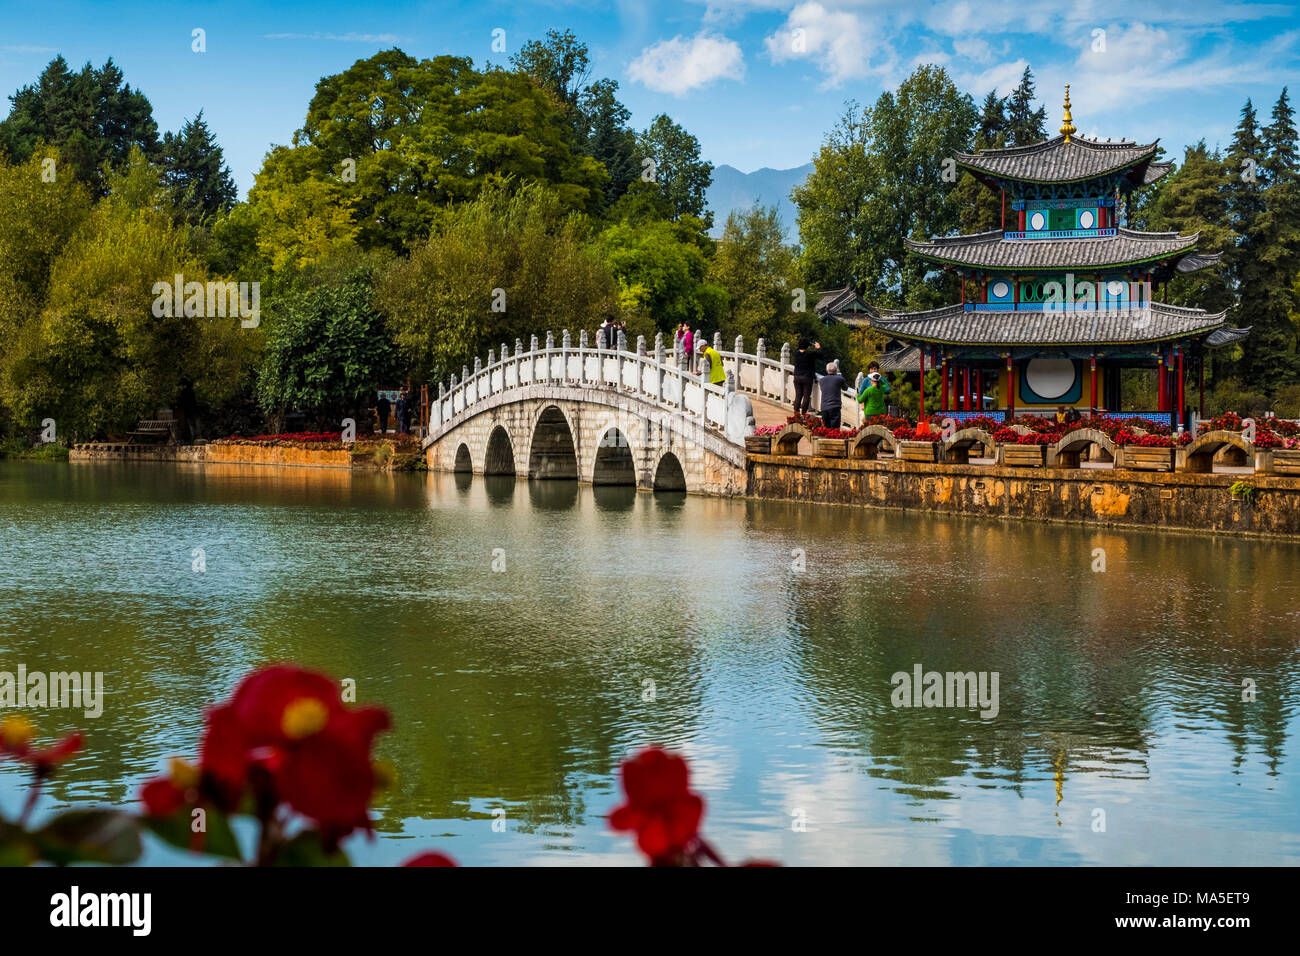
(628, 33, 746, 96)
(953, 36, 994, 64)
(764, 1, 893, 88)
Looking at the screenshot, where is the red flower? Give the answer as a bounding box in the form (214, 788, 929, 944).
(0, 720, 83, 777)
(609, 747, 704, 863)
(140, 778, 186, 817)
(402, 851, 458, 867)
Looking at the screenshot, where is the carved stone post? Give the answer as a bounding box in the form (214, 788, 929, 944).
(780, 342, 791, 405)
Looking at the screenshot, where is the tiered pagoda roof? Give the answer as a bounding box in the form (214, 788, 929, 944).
(905, 227, 1208, 274)
(955, 135, 1171, 189)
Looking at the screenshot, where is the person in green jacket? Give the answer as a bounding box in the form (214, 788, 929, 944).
(858, 363, 891, 416)
(699, 341, 727, 386)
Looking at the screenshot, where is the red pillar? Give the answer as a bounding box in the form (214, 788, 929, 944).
(941, 360, 949, 412)
(1018, 208, 1025, 232)
(1089, 355, 1098, 416)
(1006, 356, 1016, 418)
(1177, 349, 1185, 429)
(975, 369, 983, 411)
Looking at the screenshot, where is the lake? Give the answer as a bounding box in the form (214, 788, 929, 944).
(0, 460, 1296, 865)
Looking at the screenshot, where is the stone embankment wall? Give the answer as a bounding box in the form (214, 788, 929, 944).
(746, 454, 1300, 536)
(70, 443, 355, 469)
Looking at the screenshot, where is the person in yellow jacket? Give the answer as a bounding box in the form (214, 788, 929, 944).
(698, 340, 727, 386)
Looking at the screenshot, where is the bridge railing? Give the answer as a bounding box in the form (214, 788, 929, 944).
(427, 330, 862, 442)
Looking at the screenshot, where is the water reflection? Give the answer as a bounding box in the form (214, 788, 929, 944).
(0, 460, 1295, 866)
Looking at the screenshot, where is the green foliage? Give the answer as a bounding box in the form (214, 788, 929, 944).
(793, 65, 976, 308)
(708, 205, 800, 344)
(257, 261, 396, 426)
(1207, 377, 1269, 417)
(594, 217, 716, 333)
(637, 114, 714, 226)
(377, 181, 618, 380)
(161, 111, 237, 224)
(1228, 480, 1257, 505)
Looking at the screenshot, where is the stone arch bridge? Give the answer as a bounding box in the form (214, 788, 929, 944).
(423, 330, 860, 495)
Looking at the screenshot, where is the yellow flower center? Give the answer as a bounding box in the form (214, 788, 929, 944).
(281, 697, 329, 740)
(0, 715, 35, 749)
(169, 757, 201, 790)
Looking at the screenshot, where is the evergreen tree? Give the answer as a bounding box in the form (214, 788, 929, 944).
(1261, 87, 1297, 183)
(578, 79, 639, 215)
(1005, 67, 1047, 146)
(637, 115, 714, 227)
(0, 56, 159, 194)
(162, 111, 237, 225)
(955, 89, 1009, 234)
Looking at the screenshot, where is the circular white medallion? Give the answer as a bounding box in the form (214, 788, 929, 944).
(1079, 209, 1095, 228)
(1030, 211, 1046, 230)
(1107, 280, 1125, 297)
(991, 280, 1010, 298)
(1024, 358, 1077, 400)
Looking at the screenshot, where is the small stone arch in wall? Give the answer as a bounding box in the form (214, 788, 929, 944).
(1049, 428, 1116, 469)
(453, 443, 472, 473)
(941, 428, 994, 464)
(1180, 430, 1254, 474)
(849, 425, 898, 460)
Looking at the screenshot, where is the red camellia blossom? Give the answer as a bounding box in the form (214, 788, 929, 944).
(140, 778, 186, 817)
(402, 851, 458, 867)
(0, 718, 83, 777)
(609, 747, 704, 863)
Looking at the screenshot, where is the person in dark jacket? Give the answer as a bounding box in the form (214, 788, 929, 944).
(793, 337, 823, 415)
(818, 360, 848, 429)
(396, 387, 409, 435)
(376, 393, 391, 434)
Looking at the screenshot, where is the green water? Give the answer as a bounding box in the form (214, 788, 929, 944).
(0, 460, 1296, 865)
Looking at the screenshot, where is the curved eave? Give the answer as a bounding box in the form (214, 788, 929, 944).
(905, 232, 1202, 275)
(954, 143, 1161, 191)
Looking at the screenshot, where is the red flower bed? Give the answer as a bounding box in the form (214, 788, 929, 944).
(991, 426, 1021, 443)
(785, 413, 823, 430)
(1130, 433, 1173, 448)
(893, 425, 941, 442)
(1015, 432, 1055, 445)
(812, 427, 857, 438)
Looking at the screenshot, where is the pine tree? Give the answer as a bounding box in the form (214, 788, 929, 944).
(0, 57, 159, 194)
(161, 111, 237, 224)
(1261, 87, 1297, 183)
(954, 89, 1008, 234)
(1005, 67, 1047, 147)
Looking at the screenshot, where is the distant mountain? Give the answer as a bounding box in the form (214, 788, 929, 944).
(706, 163, 814, 243)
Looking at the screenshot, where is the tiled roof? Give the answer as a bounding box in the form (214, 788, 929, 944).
(955, 135, 1163, 186)
(1206, 326, 1251, 348)
(868, 302, 1231, 346)
(876, 346, 921, 372)
(905, 227, 1201, 271)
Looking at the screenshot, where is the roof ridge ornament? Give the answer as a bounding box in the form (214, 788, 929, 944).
(1060, 84, 1077, 142)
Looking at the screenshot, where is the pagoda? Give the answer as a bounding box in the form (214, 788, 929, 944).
(867, 86, 1248, 428)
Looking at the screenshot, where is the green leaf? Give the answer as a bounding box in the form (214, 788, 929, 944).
(0, 819, 38, 867)
(272, 831, 351, 867)
(34, 809, 142, 865)
(142, 803, 242, 860)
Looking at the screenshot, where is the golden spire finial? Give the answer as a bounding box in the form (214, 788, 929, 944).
(1060, 84, 1077, 142)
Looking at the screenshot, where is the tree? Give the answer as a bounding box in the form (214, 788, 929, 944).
(377, 182, 618, 380)
(1005, 67, 1047, 146)
(0, 56, 159, 194)
(954, 89, 1009, 234)
(1261, 87, 1297, 183)
(707, 205, 799, 344)
(1145, 142, 1234, 314)
(257, 263, 396, 428)
(162, 111, 237, 224)
(265, 49, 605, 253)
(637, 114, 714, 226)
(594, 217, 718, 335)
(579, 79, 639, 215)
(509, 29, 591, 110)
(793, 65, 976, 308)
(0, 187, 249, 438)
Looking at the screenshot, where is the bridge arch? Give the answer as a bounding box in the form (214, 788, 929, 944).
(593, 426, 636, 485)
(772, 423, 812, 455)
(653, 451, 687, 491)
(1049, 428, 1116, 469)
(529, 405, 578, 480)
(1180, 430, 1255, 474)
(484, 425, 516, 475)
(453, 443, 472, 473)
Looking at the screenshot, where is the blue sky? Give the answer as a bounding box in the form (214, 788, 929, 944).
(1, 0, 1297, 198)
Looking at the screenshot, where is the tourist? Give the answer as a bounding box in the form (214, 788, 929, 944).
(396, 387, 409, 435)
(819, 360, 848, 429)
(597, 318, 613, 351)
(859, 366, 891, 417)
(377, 392, 391, 434)
(681, 326, 694, 366)
(699, 339, 727, 387)
(1066, 406, 1082, 425)
(793, 337, 823, 415)
(1055, 405, 1068, 426)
